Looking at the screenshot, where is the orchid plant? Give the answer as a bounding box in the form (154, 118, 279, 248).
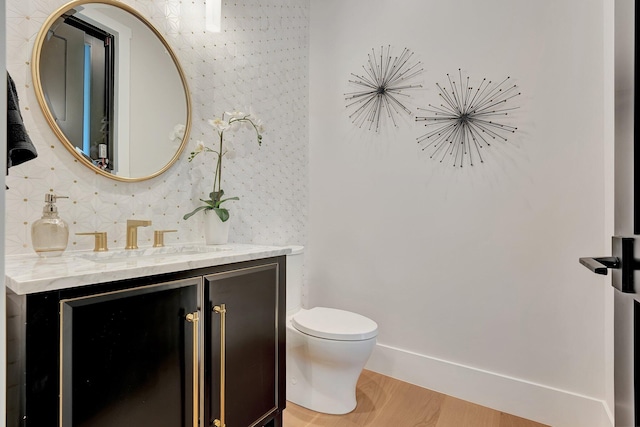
(183, 111, 264, 222)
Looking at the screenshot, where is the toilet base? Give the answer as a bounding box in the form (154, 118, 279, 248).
(286, 321, 376, 415)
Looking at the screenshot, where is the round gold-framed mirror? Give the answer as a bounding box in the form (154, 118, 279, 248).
(32, 0, 192, 182)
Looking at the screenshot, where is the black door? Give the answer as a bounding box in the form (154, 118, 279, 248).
(40, 15, 114, 168)
(580, 1, 638, 425)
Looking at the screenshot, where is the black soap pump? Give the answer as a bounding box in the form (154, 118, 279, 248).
(31, 193, 69, 257)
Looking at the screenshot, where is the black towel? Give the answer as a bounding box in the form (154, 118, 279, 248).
(7, 71, 38, 173)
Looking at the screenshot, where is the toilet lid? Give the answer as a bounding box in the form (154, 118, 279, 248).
(292, 307, 378, 341)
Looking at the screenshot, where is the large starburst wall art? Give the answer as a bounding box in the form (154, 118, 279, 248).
(415, 70, 521, 167)
(345, 45, 423, 132)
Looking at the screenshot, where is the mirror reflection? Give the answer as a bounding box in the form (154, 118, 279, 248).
(33, 0, 191, 181)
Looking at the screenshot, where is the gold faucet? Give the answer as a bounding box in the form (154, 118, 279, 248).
(76, 232, 109, 252)
(125, 219, 152, 249)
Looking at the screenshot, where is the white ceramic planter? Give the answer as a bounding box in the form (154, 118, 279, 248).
(203, 210, 230, 245)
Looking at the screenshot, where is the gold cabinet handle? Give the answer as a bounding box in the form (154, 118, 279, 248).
(213, 304, 226, 427)
(186, 312, 200, 427)
(75, 232, 108, 251)
(153, 229, 177, 247)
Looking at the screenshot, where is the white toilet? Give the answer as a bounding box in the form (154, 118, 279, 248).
(285, 246, 378, 415)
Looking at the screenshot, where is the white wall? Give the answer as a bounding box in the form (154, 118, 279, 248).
(309, 1, 610, 426)
(603, 0, 616, 419)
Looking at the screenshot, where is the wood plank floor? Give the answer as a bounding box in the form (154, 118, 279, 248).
(283, 370, 549, 427)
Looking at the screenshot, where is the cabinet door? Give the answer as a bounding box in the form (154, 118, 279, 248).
(206, 263, 280, 427)
(59, 277, 202, 427)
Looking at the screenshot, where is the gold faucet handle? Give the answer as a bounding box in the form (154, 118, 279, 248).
(76, 232, 108, 252)
(126, 219, 152, 227)
(153, 230, 177, 247)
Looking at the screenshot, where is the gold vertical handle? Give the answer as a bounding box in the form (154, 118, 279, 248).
(213, 304, 226, 427)
(186, 312, 200, 427)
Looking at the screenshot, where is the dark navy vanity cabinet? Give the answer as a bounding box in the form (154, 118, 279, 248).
(60, 277, 201, 427)
(6, 257, 286, 427)
(205, 263, 284, 427)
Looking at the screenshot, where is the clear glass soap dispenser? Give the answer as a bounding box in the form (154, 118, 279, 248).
(31, 193, 69, 257)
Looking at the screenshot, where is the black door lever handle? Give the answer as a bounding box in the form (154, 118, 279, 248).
(579, 257, 620, 275)
(580, 237, 636, 293)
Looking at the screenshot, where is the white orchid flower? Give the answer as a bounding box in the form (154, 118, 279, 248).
(194, 140, 206, 153)
(226, 111, 245, 120)
(169, 123, 185, 141)
(187, 140, 207, 162)
(253, 118, 265, 134)
(208, 118, 230, 133)
(243, 108, 264, 132)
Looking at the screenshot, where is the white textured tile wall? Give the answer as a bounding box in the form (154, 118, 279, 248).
(5, 0, 309, 255)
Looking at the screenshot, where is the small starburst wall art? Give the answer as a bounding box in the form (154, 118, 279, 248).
(345, 45, 423, 132)
(415, 70, 521, 167)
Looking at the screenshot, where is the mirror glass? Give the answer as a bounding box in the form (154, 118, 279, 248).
(32, 0, 191, 181)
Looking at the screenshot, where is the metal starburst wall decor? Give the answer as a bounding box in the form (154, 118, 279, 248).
(345, 45, 423, 132)
(415, 70, 521, 167)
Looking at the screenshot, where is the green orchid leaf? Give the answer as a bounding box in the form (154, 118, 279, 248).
(200, 198, 216, 208)
(209, 190, 224, 202)
(219, 197, 240, 204)
(213, 207, 230, 222)
(183, 205, 212, 220)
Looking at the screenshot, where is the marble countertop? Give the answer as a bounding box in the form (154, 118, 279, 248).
(5, 243, 291, 295)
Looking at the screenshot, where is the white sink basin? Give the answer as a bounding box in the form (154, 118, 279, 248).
(77, 245, 231, 263)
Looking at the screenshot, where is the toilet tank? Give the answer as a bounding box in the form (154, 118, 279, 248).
(285, 245, 304, 316)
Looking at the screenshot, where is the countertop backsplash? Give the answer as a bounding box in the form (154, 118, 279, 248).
(4, 0, 310, 255)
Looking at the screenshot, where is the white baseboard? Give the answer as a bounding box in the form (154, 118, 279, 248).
(365, 343, 613, 427)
